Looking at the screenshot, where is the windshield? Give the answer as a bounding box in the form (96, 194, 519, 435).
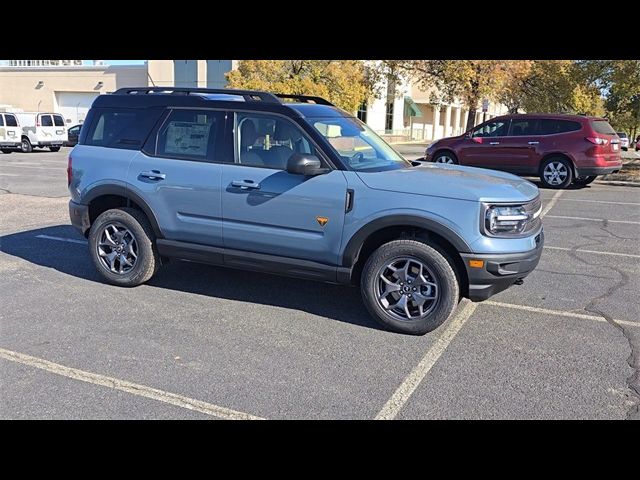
(310, 117, 412, 172)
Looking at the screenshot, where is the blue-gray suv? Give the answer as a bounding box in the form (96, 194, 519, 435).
(68, 87, 544, 335)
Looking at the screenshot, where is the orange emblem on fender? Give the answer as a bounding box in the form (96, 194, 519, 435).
(316, 216, 329, 227)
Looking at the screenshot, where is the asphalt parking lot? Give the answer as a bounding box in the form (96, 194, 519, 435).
(1, 146, 639, 419)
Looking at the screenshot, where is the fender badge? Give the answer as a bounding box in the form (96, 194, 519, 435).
(316, 216, 329, 227)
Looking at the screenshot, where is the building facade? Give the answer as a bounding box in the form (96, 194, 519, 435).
(147, 60, 238, 88)
(0, 63, 147, 125)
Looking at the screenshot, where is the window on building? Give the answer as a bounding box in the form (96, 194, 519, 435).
(357, 102, 368, 123)
(385, 101, 394, 132)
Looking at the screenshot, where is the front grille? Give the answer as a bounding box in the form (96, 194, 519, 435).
(523, 196, 542, 235)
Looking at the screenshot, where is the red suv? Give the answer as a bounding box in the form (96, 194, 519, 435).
(424, 114, 622, 188)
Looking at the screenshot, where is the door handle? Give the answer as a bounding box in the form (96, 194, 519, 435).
(139, 170, 166, 180)
(528, 141, 539, 145)
(489, 142, 500, 145)
(231, 180, 261, 190)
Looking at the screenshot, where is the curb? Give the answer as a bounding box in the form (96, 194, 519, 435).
(594, 180, 640, 187)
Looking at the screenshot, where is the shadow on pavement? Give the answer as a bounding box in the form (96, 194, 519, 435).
(0, 224, 381, 331)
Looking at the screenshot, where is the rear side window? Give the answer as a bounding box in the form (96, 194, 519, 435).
(5, 114, 17, 126)
(53, 115, 65, 127)
(508, 119, 538, 136)
(616, 132, 627, 138)
(538, 119, 581, 135)
(84, 108, 163, 150)
(590, 120, 616, 135)
(0, 115, 3, 127)
(155, 109, 224, 162)
(40, 115, 53, 127)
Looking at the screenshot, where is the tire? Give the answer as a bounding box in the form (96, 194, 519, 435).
(88, 207, 161, 287)
(20, 138, 32, 153)
(360, 239, 460, 335)
(573, 175, 597, 186)
(49, 146, 60, 152)
(433, 151, 458, 165)
(1, 149, 12, 154)
(539, 156, 573, 189)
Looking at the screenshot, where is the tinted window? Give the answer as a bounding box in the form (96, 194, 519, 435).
(85, 108, 163, 150)
(0, 115, 3, 127)
(156, 109, 223, 161)
(236, 112, 317, 170)
(616, 132, 628, 138)
(53, 115, 65, 127)
(40, 115, 53, 127)
(590, 120, 616, 135)
(537, 119, 581, 135)
(472, 120, 508, 138)
(69, 126, 80, 135)
(508, 119, 538, 136)
(5, 114, 17, 127)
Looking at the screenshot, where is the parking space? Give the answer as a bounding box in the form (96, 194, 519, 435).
(1, 147, 639, 419)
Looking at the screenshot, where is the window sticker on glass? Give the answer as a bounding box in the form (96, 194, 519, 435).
(164, 121, 210, 156)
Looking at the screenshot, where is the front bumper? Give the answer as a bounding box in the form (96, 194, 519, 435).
(462, 230, 544, 301)
(576, 166, 621, 176)
(69, 200, 90, 236)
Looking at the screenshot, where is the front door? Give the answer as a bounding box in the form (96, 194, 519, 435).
(458, 118, 510, 169)
(127, 108, 227, 246)
(221, 111, 347, 266)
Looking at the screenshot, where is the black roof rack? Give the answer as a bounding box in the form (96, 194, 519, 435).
(275, 94, 334, 106)
(113, 87, 281, 103)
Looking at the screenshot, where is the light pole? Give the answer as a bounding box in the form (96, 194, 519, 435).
(37, 100, 42, 113)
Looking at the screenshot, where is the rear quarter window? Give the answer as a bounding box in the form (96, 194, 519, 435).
(84, 108, 164, 150)
(590, 120, 616, 135)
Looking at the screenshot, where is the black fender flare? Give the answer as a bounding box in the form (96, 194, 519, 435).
(341, 215, 472, 267)
(82, 184, 164, 238)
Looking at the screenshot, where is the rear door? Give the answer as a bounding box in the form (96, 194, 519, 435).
(497, 118, 540, 174)
(458, 118, 510, 169)
(590, 119, 621, 162)
(52, 114, 68, 144)
(127, 108, 228, 246)
(37, 114, 55, 144)
(1, 114, 21, 146)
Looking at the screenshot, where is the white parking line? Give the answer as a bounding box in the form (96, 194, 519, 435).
(557, 198, 640, 206)
(545, 215, 640, 225)
(483, 301, 638, 328)
(544, 245, 640, 259)
(375, 301, 477, 420)
(540, 190, 564, 218)
(36, 234, 87, 245)
(0, 346, 264, 420)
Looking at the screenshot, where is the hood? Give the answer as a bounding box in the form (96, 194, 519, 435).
(356, 163, 539, 203)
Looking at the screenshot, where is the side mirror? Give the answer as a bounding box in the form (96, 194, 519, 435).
(286, 153, 329, 176)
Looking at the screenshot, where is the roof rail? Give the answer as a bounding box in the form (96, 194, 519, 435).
(112, 87, 281, 103)
(275, 94, 334, 106)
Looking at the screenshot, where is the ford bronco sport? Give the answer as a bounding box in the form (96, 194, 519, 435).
(68, 87, 544, 335)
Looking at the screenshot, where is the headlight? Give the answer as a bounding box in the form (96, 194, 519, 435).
(482, 199, 541, 237)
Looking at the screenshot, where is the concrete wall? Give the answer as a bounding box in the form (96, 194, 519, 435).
(0, 65, 147, 113)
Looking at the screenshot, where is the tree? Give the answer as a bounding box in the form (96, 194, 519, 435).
(496, 60, 534, 114)
(603, 60, 640, 140)
(225, 60, 372, 113)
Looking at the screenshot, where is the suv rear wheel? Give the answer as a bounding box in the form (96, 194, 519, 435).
(360, 239, 459, 335)
(433, 151, 458, 164)
(88, 207, 161, 287)
(540, 156, 573, 189)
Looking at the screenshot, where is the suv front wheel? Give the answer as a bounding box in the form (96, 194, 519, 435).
(88, 207, 161, 287)
(360, 239, 460, 335)
(540, 156, 573, 189)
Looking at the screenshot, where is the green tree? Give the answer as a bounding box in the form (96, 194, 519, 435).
(225, 60, 372, 113)
(603, 60, 640, 140)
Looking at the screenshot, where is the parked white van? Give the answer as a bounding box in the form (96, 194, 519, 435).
(15, 112, 68, 152)
(0, 112, 21, 153)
